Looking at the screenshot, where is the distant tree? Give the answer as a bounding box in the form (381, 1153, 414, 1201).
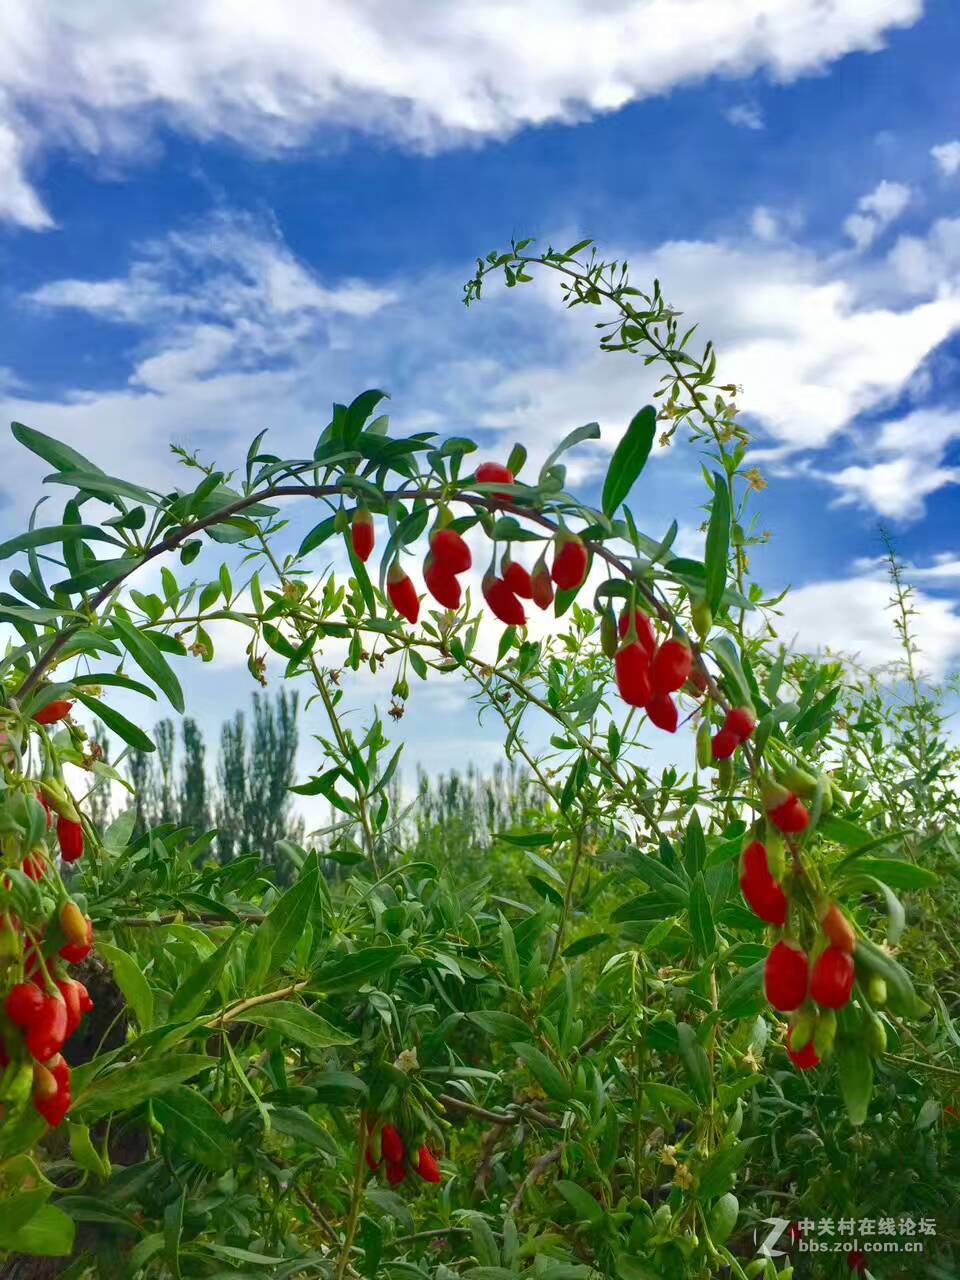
(155, 719, 177, 826)
(216, 711, 247, 862)
(179, 717, 209, 836)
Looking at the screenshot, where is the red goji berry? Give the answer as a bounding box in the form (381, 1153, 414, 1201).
(530, 560, 554, 610)
(711, 727, 740, 760)
(618, 608, 656, 653)
(430, 527, 472, 574)
(380, 1123, 405, 1165)
(551, 533, 588, 591)
(764, 941, 809, 1012)
(820, 903, 856, 953)
(5, 981, 44, 1027)
(847, 1249, 866, 1274)
(423, 555, 462, 610)
(32, 700, 74, 725)
(475, 461, 515, 500)
(56, 979, 83, 1039)
(33, 1061, 58, 1101)
(615, 643, 652, 708)
(645, 693, 678, 734)
(59, 916, 93, 964)
(75, 980, 94, 1015)
(365, 1142, 381, 1171)
(767, 793, 810, 834)
(386, 564, 420, 625)
(22, 851, 47, 880)
(414, 1146, 442, 1183)
(724, 706, 756, 742)
(482, 574, 526, 627)
(810, 946, 855, 1009)
(650, 638, 692, 695)
(385, 1160, 407, 1186)
(786, 1026, 821, 1071)
(502, 558, 533, 599)
(26, 994, 68, 1062)
(350, 507, 375, 562)
(57, 816, 84, 863)
(59, 901, 88, 947)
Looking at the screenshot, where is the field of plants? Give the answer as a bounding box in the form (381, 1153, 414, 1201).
(0, 242, 958, 1279)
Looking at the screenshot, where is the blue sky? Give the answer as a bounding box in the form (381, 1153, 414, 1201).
(1, 0, 959, 802)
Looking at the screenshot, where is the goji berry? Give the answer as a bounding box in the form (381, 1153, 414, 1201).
(386, 564, 420, 625)
(551, 533, 588, 591)
(423, 555, 462, 610)
(810, 946, 855, 1009)
(23, 851, 47, 880)
(365, 1142, 381, 1171)
(59, 916, 93, 964)
(650, 638, 692, 695)
(59, 901, 88, 948)
(531, 561, 554, 610)
(385, 1160, 407, 1186)
(35, 1084, 71, 1128)
(482, 573, 526, 627)
(645, 693, 678, 734)
(619, 608, 656, 653)
(56, 979, 83, 1039)
(724, 706, 756, 742)
(615, 643, 652, 707)
(475, 462, 515, 500)
(33, 1061, 58, 1101)
(350, 507, 375, 562)
(502, 558, 533, 599)
(414, 1146, 442, 1183)
(39, 790, 53, 828)
(5, 981, 44, 1027)
(847, 1250, 866, 1274)
(767, 793, 810, 835)
(380, 1123, 405, 1165)
(57, 816, 84, 863)
(75, 980, 94, 1015)
(711, 727, 740, 760)
(32, 700, 73, 725)
(820, 903, 856, 953)
(26, 994, 68, 1062)
(786, 1025, 820, 1071)
(764, 941, 809, 1011)
(430, 527, 472, 574)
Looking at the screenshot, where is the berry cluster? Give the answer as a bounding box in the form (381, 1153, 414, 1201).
(364, 1119, 442, 1187)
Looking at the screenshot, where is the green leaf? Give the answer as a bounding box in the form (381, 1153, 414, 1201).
(0, 1204, 75, 1256)
(75, 1055, 213, 1122)
(169, 929, 241, 1022)
(72, 692, 155, 752)
(512, 1043, 570, 1101)
(96, 942, 154, 1030)
(0, 524, 122, 561)
(836, 1039, 873, 1126)
(689, 873, 716, 957)
(154, 1085, 233, 1171)
(676, 1021, 711, 1103)
(642, 1083, 698, 1114)
(840, 857, 938, 891)
(44, 469, 157, 507)
(555, 1179, 605, 1226)
(245, 867, 319, 988)
(313, 946, 404, 993)
(602, 405, 656, 517)
(111, 614, 184, 712)
(467, 1010, 530, 1040)
(697, 1137, 755, 1198)
(704, 472, 730, 614)
(617, 1258, 663, 1280)
(233, 1001, 354, 1051)
(11, 422, 101, 474)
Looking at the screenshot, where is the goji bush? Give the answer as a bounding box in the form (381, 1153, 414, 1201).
(0, 240, 956, 1278)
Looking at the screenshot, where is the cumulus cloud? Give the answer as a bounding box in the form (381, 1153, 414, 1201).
(843, 179, 912, 251)
(726, 104, 764, 130)
(931, 140, 960, 177)
(0, 0, 924, 227)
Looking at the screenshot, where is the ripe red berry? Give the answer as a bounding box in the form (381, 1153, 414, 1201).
(475, 461, 515, 500)
(59, 916, 94, 964)
(386, 564, 420, 625)
(423, 555, 462, 610)
(810, 946, 855, 1009)
(502, 558, 533, 599)
(711, 727, 740, 760)
(5, 981, 45, 1027)
(26, 994, 68, 1062)
(380, 1123, 405, 1165)
(847, 1249, 866, 1274)
(415, 1146, 442, 1183)
(531, 562, 554, 610)
(482, 574, 526, 627)
(75, 981, 94, 1015)
(615, 643, 652, 708)
(33, 700, 74, 725)
(618, 609, 656, 653)
(724, 706, 756, 742)
(786, 1026, 821, 1071)
(738, 840, 788, 924)
(645, 693, 678, 733)
(365, 1142, 381, 1171)
(820, 903, 856, 954)
(385, 1160, 407, 1186)
(56, 979, 83, 1039)
(57, 816, 84, 863)
(430, 527, 471, 574)
(350, 507, 375, 562)
(767, 793, 810, 834)
(650, 638, 692, 695)
(23, 851, 47, 880)
(551, 534, 588, 591)
(764, 941, 809, 1012)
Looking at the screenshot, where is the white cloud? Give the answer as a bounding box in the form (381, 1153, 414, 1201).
(887, 216, 960, 295)
(932, 140, 960, 178)
(726, 104, 764, 130)
(843, 179, 911, 251)
(777, 566, 960, 682)
(0, 0, 924, 227)
(751, 207, 780, 241)
(0, 115, 53, 228)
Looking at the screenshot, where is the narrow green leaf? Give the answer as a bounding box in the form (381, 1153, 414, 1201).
(233, 1001, 354, 1051)
(704, 472, 730, 614)
(72, 692, 156, 752)
(111, 614, 184, 712)
(602, 405, 656, 517)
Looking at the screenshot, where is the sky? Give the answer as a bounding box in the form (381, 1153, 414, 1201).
(1, 0, 959, 811)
